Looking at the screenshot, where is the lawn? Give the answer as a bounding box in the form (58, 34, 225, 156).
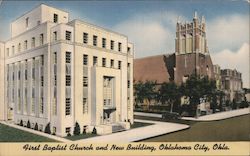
(131, 122, 154, 129)
(141, 114, 250, 142)
(0, 124, 57, 142)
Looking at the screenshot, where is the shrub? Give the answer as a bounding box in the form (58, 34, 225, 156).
(73, 122, 80, 136)
(92, 127, 97, 134)
(27, 120, 31, 128)
(34, 123, 38, 130)
(44, 123, 51, 134)
(67, 133, 71, 137)
(20, 120, 23, 126)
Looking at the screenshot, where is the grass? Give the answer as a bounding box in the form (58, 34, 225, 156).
(64, 133, 98, 141)
(140, 114, 250, 142)
(131, 122, 154, 129)
(0, 123, 57, 142)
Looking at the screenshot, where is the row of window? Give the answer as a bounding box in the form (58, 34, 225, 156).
(6, 34, 44, 57)
(83, 32, 124, 52)
(83, 54, 122, 69)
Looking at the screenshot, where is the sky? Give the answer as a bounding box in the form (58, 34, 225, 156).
(0, 0, 249, 88)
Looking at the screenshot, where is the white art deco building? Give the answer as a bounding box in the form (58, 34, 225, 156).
(0, 4, 134, 136)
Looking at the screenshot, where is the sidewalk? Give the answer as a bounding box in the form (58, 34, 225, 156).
(76, 119, 189, 143)
(0, 121, 71, 142)
(182, 108, 250, 121)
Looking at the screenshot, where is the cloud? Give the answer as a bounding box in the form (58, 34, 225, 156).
(212, 42, 249, 88)
(207, 14, 249, 53)
(113, 11, 186, 58)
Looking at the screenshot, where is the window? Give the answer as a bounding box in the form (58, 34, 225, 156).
(40, 96, 44, 114)
(65, 52, 71, 63)
(25, 69, 28, 80)
(118, 61, 121, 69)
(32, 68, 35, 80)
(40, 34, 44, 45)
(128, 47, 131, 53)
(26, 17, 29, 28)
(110, 59, 114, 68)
(93, 56, 97, 66)
(31, 37, 35, 48)
(66, 31, 71, 41)
(83, 98, 88, 113)
(66, 75, 71, 86)
(54, 52, 57, 64)
(110, 40, 114, 50)
(12, 46, 15, 54)
(41, 76, 44, 87)
(65, 127, 71, 134)
(18, 43, 21, 52)
(93, 35, 97, 46)
(83, 55, 88, 65)
(102, 58, 106, 67)
(54, 14, 58, 23)
(83, 77, 88, 87)
(83, 33, 88, 44)
(118, 42, 122, 52)
(102, 38, 106, 48)
(53, 31, 57, 41)
(65, 98, 71, 115)
(18, 71, 21, 80)
(128, 80, 130, 88)
(6, 48, 9, 56)
(24, 40, 28, 50)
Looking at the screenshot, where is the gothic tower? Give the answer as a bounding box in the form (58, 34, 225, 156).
(174, 12, 214, 85)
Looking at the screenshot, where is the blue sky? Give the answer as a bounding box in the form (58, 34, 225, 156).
(0, 0, 249, 87)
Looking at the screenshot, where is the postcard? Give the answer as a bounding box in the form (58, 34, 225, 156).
(0, 0, 249, 155)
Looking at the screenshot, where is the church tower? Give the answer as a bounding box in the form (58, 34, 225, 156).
(174, 12, 214, 84)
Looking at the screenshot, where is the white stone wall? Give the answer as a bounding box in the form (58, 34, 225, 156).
(2, 4, 134, 136)
(0, 42, 5, 120)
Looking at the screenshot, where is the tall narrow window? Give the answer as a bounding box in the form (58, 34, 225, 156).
(40, 33, 44, 45)
(18, 43, 21, 52)
(83, 98, 88, 114)
(6, 48, 9, 56)
(102, 58, 106, 67)
(118, 42, 122, 52)
(66, 31, 71, 41)
(83, 77, 88, 87)
(93, 56, 98, 66)
(93, 35, 97, 46)
(83, 32, 88, 44)
(26, 17, 29, 28)
(54, 14, 58, 23)
(110, 40, 114, 50)
(83, 55, 88, 65)
(31, 37, 35, 48)
(102, 38, 106, 48)
(12, 46, 15, 55)
(53, 31, 57, 41)
(24, 40, 28, 50)
(110, 59, 114, 68)
(66, 52, 71, 63)
(65, 98, 71, 115)
(118, 61, 121, 69)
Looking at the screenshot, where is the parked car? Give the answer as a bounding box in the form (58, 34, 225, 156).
(162, 111, 180, 120)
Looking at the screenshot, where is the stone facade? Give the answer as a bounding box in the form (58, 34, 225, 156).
(0, 4, 134, 136)
(221, 69, 243, 102)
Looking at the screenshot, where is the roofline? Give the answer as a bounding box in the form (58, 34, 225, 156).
(11, 3, 69, 24)
(135, 53, 175, 60)
(68, 19, 128, 39)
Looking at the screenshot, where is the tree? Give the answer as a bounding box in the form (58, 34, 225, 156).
(44, 123, 51, 134)
(27, 120, 31, 128)
(182, 75, 217, 117)
(34, 123, 38, 130)
(82, 126, 87, 134)
(73, 122, 80, 135)
(158, 82, 180, 112)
